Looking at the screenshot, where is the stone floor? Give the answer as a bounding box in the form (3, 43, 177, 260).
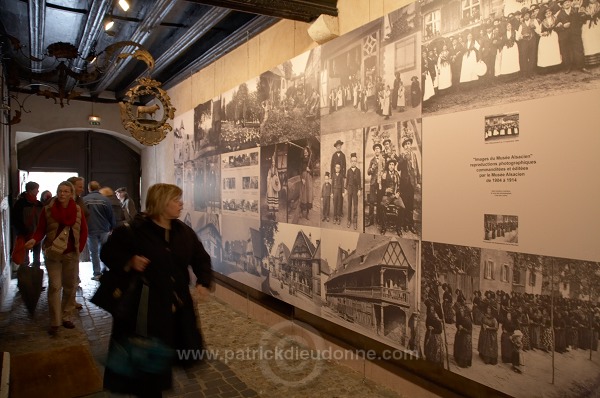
(0, 263, 405, 398)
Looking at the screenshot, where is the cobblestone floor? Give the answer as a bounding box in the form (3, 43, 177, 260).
(0, 263, 405, 398)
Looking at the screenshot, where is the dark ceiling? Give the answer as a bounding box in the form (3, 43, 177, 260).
(0, 0, 337, 103)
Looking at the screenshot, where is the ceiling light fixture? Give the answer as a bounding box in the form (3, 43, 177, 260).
(118, 0, 130, 12)
(104, 17, 114, 31)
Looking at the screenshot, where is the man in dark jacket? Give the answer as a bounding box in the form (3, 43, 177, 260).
(12, 181, 43, 267)
(84, 181, 115, 280)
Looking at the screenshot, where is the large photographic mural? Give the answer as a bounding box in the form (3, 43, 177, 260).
(173, 1, 600, 396)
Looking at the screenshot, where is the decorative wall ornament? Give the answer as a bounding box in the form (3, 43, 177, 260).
(119, 77, 176, 146)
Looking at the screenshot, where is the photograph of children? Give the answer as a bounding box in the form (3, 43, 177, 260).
(319, 2, 422, 133)
(321, 129, 363, 231)
(285, 137, 321, 226)
(258, 49, 322, 146)
(363, 119, 421, 238)
(420, 0, 600, 117)
(485, 112, 519, 142)
(484, 214, 519, 244)
(260, 143, 288, 223)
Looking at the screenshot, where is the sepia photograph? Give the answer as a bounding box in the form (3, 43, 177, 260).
(420, 0, 600, 116)
(320, 3, 422, 134)
(421, 241, 600, 398)
(485, 112, 520, 142)
(484, 214, 519, 244)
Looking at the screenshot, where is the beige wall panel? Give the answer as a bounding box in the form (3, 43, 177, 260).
(214, 44, 252, 95)
(338, 0, 371, 35)
(384, 0, 413, 13)
(169, 80, 191, 117)
(293, 20, 317, 55)
(246, 300, 288, 328)
(319, 337, 366, 375)
(192, 64, 216, 107)
(369, 0, 385, 20)
(213, 284, 249, 314)
(257, 20, 297, 73)
(363, 360, 443, 398)
(247, 39, 262, 80)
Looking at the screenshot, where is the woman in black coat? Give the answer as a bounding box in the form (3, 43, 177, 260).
(100, 183, 213, 397)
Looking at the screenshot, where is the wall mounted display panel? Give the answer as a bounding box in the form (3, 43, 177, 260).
(422, 89, 600, 262)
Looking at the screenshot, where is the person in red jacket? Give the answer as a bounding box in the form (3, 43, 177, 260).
(25, 181, 88, 335)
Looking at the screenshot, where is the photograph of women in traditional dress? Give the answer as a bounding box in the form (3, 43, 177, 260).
(217, 79, 262, 153)
(173, 109, 194, 192)
(192, 154, 220, 213)
(421, 240, 600, 398)
(260, 143, 287, 223)
(484, 214, 518, 244)
(319, 3, 422, 133)
(485, 112, 519, 142)
(420, 0, 600, 117)
(258, 49, 322, 146)
(322, 230, 420, 354)
(264, 222, 322, 316)
(285, 137, 321, 226)
(221, 148, 260, 217)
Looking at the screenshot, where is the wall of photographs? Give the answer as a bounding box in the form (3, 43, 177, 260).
(171, 1, 600, 397)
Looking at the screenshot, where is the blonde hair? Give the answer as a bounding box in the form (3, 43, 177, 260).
(56, 181, 75, 196)
(145, 183, 182, 217)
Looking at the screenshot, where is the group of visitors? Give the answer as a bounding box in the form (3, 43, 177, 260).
(13, 179, 207, 396)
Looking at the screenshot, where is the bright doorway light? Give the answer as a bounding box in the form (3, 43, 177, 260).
(19, 171, 78, 199)
(118, 0, 130, 11)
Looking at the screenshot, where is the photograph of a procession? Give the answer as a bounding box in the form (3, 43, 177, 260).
(420, 241, 600, 397)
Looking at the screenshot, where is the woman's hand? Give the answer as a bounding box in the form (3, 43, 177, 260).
(130, 255, 150, 272)
(24, 239, 36, 249)
(194, 285, 211, 303)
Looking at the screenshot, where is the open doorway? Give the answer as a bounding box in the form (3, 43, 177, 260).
(18, 171, 77, 199)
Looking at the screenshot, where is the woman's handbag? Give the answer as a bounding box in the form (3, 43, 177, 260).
(44, 226, 70, 259)
(105, 283, 174, 377)
(90, 269, 136, 316)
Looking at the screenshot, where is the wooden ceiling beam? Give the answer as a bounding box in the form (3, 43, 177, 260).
(184, 0, 337, 22)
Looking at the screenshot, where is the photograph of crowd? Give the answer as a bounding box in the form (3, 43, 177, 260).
(485, 112, 520, 142)
(420, 0, 600, 115)
(421, 241, 600, 397)
(484, 214, 519, 244)
(320, 3, 422, 133)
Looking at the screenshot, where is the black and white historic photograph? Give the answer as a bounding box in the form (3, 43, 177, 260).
(258, 49, 322, 146)
(265, 222, 323, 316)
(421, 241, 600, 398)
(484, 214, 519, 244)
(216, 78, 262, 153)
(284, 137, 321, 226)
(363, 119, 422, 239)
(321, 129, 364, 231)
(260, 143, 288, 223)
(218, 214, 264, 291)
(322, 230, 420, 353)
(220, 148, 260, 217)
(320, 3, 422, 133)
(421, 0, 600, 116)
(485, 112, 520, 142)
(193, 97, 221, 157)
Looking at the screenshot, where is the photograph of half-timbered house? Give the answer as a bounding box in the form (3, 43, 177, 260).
(323, 234, 420, 351)
(267, 223, 322, 315)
